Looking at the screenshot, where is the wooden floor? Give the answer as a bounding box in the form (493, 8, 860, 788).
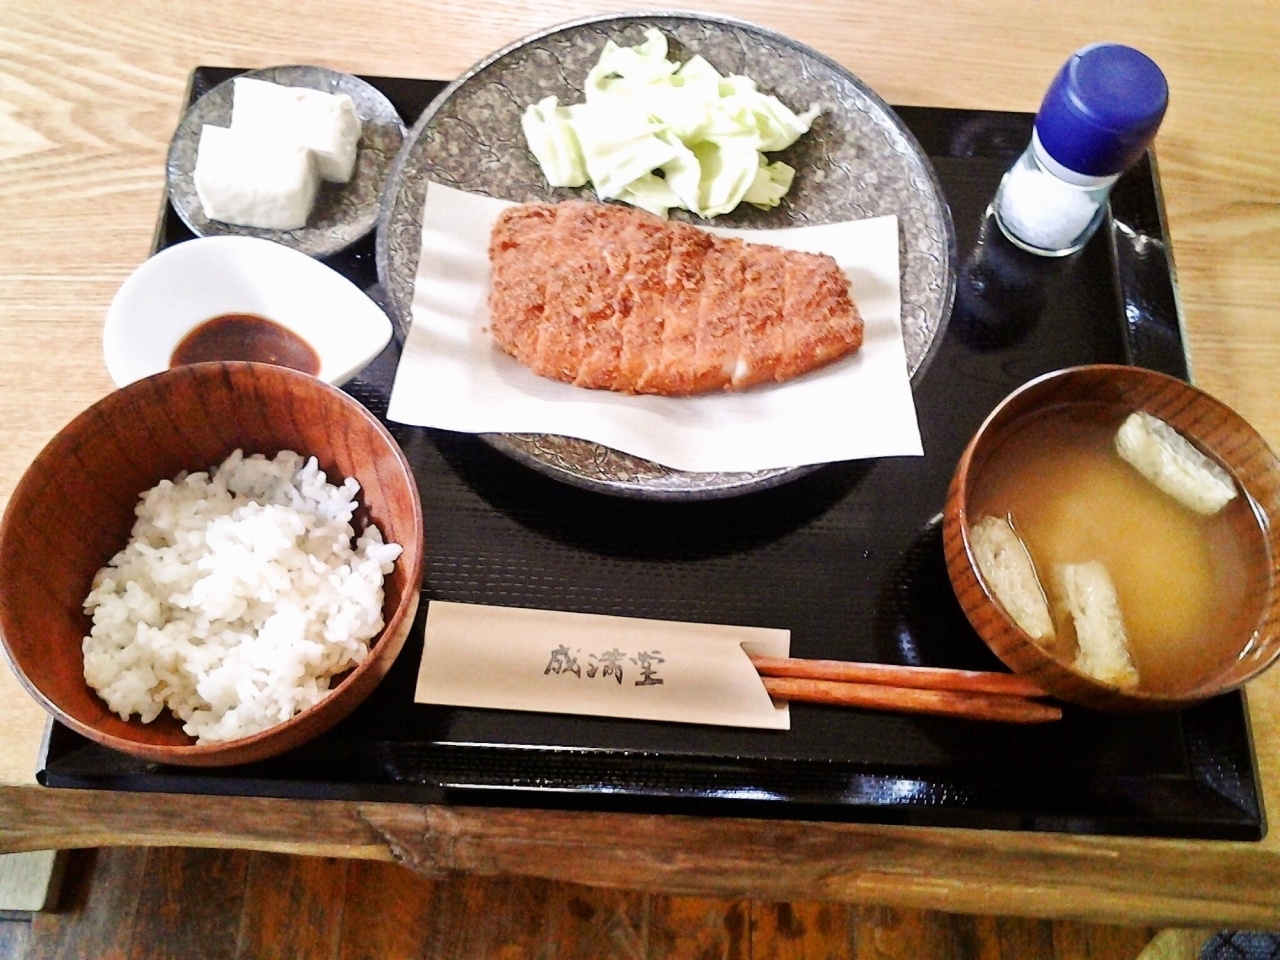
(0, 847, 1166, 960)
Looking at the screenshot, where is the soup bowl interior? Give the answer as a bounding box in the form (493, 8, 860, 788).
(943, 364, 1280, 711)
(0, 362, 423, 765)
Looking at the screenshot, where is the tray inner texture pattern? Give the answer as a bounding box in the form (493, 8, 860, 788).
(38, 71, 1264, 841)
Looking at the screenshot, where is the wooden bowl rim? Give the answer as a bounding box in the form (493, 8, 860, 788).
(0, 361, 424, 762)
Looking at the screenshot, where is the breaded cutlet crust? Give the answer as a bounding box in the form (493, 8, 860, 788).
(488, 201, 863, 395)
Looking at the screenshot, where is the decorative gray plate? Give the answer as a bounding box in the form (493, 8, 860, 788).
(167, 65, 406, 259)
(377, 13, 957, 500)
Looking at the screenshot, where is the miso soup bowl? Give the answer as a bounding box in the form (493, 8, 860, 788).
(0, 362, 423, 766)
(943, 364, 1280, 711)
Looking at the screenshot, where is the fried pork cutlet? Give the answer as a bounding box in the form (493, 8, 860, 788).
(487, 201, 863, 396)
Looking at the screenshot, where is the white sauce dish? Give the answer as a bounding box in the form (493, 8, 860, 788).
(103, 235, 393, 387)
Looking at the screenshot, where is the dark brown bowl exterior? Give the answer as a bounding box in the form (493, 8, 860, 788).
(0, 362, 423, 766)
(943, 364, 1280, 712)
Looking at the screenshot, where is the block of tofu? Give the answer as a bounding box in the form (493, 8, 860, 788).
(231, 77, 362, 183)
(970, 514, 1055, 641)
(1114, 410, 1237, 515)
(1054, 561, 1140, 689)
(193, 124, 319, 230)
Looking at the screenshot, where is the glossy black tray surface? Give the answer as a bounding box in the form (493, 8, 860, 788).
(38, 68, 1264, 840)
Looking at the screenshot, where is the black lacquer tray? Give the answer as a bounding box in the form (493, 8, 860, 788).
(37, 69, 1265, 840)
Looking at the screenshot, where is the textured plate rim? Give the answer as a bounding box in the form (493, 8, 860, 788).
(375, 11, 958, 500)
(167, 64, 407, 259)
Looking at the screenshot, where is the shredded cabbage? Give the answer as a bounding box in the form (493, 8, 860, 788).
(519, 29, 821, 218)
(520, 97, 588, 188)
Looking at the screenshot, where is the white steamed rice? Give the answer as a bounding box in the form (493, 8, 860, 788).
(82, 449, 403, 744)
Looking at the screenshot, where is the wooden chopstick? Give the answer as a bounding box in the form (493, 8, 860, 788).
(749, 656, 1059, 723)
(749, 655, 1047, 698)
(759, 676, 1062, 724)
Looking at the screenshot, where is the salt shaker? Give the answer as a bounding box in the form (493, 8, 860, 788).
(994, 44, 1168, 257)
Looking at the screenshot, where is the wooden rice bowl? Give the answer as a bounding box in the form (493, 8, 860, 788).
(0, 362, 423, 766)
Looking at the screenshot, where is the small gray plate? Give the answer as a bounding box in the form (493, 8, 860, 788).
(377, 13, 957, 499)
(167, 65, 406, 259)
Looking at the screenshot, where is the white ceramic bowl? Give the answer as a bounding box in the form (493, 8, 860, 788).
(103, 236, 393, 387)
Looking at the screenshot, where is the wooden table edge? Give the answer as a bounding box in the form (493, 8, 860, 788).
(2, 783, 1278, 927)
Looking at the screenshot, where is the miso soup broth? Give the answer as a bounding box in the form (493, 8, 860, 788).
(970, 402, 1266, 694)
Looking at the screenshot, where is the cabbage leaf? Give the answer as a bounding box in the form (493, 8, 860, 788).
(520, 29, 820, 218)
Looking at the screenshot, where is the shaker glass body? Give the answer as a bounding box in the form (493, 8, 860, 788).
(993, 133, 1117, 257)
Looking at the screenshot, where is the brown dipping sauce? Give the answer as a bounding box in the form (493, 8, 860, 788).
(170, 314, 320, 375)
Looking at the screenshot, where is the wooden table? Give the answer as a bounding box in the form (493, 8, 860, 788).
(3, 0, 1279, 928)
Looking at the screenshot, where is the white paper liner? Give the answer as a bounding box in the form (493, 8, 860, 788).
(387, 183, 923, 473)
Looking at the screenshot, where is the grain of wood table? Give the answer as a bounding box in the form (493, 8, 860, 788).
(2, 0, 1279, 930)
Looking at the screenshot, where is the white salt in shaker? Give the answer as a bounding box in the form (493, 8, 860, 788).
(994, 44, 1168, 257)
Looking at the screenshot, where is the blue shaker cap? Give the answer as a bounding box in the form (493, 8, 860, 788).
(1034, 44, 1168, 177)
